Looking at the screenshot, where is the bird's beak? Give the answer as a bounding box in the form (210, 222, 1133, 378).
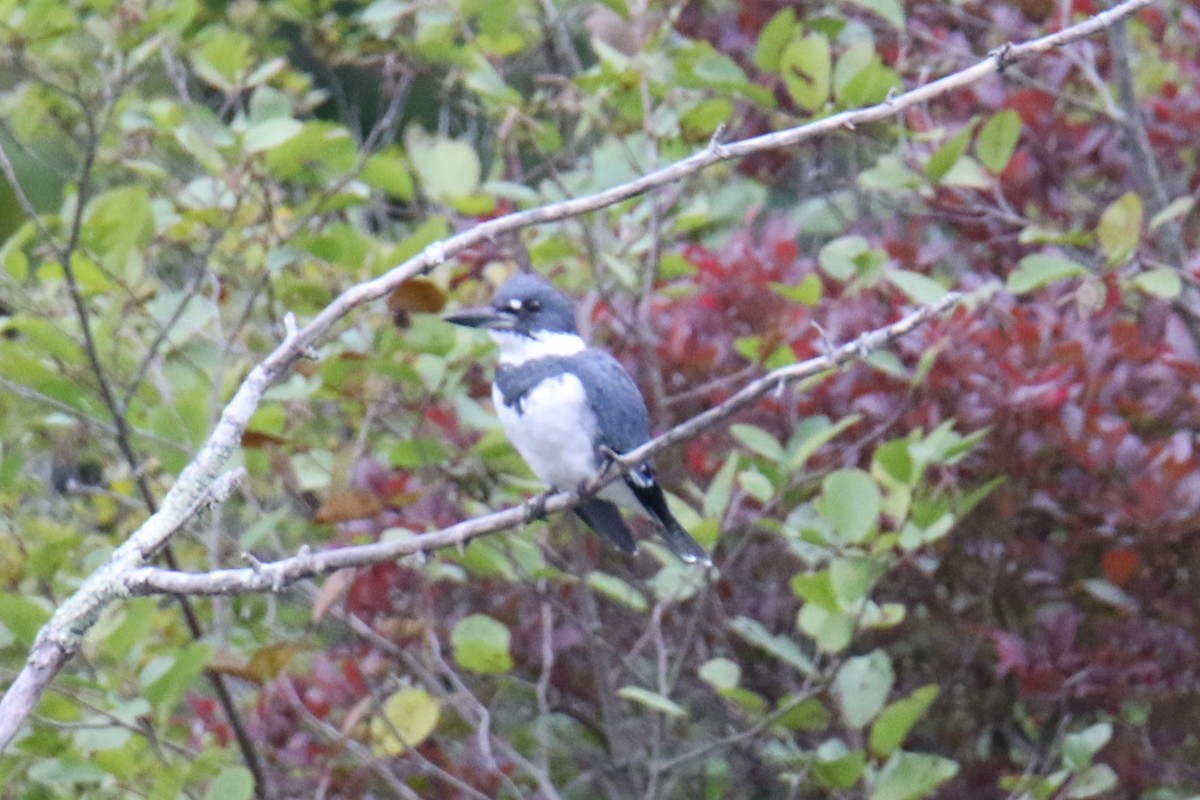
(442, 306, 515, 330)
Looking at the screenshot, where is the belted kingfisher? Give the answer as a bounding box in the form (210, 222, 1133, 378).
(444, 273, 710, 565)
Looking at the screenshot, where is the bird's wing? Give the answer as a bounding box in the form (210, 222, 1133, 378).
(570, 351, 710, 564)
(569, 350, 652, 455)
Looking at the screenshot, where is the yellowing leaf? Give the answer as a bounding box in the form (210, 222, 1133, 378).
(313, 489, 386, 524)
(244, 643, 301, 683)
(370, 688, 440, 756)
(1096, 192, 1142, 265)
(387, 278, 447, 316)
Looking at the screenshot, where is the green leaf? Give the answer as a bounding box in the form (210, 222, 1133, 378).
(84, 186, 154, 280)
(844, 0, 904, 28)
(194, 29, 252, 90)
(618, 686, 685, 717)
(926, 123, 976, 183)
(1062, 723, 1112, 770)
(100, 598, 159, 661)
(142, 642, 211, 719)
(780, 34, 831, 112)
(248, 85, 291, 123)
(870, 752, 959, 800)
(738, 469, 775, 502)
(719, 686, 768, 715)
(834, 650, 894, 728)
(698, 657, 741, 691)
(837, 54, 902, 107)
(775, 696, 831, 730)
(769, 274, 822, 305)
(1149, 196, 1195, 230)
(830, 556, 883, 605)
(204, 767, 254, 800)
(813, 740, 868, 788)
(1131, 267, 1182, 299)
(887, 270, 947, 304)
(264, 122, 357, 181)
(680, 98, 733, 139)
(704, 454, 739, 519)
(816, 469, 881, 544)
(27, 759, 107, 784)
(819, 235, 870, 280)
(1007, 253, 1088, 294)
(0, 593, 51, 646)
(388, 215, 451, 266)
(791, 570, 838, 610)
(587, 572, 649, 612)
(859, 154, 923, 193)
(243, 118, 303, 153)
(870, 686, 939, 757)
(731, 424, 785, 462)
(941, 155, 990, 188)
(788, 414, 861, 471)
(976, 109, 1021, 173)
(754, 8, 798, 72)
(360, 0, 407, 37)
(728, 616, 817, 676)
(1096, 191, 1143, 265)
(451, 614, 512, 674)
(406, 131, 482, 202)
(1066, 764, 1117, 798)
(361, 152, 415, 200)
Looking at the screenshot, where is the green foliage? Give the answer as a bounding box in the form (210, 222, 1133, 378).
(1007, 253, 1089, 293)
(834, 650, 895, 728)
(451, 614, 513, 674)
(976, 109, 1022, 173)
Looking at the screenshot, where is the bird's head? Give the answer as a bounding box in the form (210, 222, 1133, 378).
(443, 273, 578, 338)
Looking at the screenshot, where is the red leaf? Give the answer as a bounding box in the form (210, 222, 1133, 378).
(1102, 547, 1139, 585)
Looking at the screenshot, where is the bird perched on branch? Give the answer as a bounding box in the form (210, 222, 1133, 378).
(444, 273, 711, 565)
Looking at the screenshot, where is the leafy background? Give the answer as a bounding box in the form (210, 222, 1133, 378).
(0, 0, 1197, 798)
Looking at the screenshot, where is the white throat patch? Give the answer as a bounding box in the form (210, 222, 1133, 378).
(490, 329, 587, 365)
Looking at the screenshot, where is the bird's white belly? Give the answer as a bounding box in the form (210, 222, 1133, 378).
(494, 376, 600, 490)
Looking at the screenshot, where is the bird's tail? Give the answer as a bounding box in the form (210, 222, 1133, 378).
(626, 481, 712, 566)
(574, 498, 637, 554)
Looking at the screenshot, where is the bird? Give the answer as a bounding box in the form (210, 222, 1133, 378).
(444, 272, 711, 565)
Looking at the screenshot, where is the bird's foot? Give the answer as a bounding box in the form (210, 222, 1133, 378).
(524, 490, 555, 523)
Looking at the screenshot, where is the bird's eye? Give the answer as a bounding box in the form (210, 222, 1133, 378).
(507, 299, 522, 312)
(525, 299, 541, 312)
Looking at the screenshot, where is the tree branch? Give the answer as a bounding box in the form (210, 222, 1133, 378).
(0, 0, 1156, 756)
